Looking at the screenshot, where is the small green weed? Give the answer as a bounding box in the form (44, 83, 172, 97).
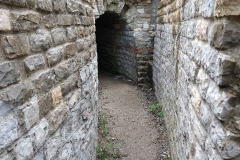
(97, 141, 121, 159)
(165, 154, 171, 160)
(149, 104, 157, 111)
(97, 145, 107, 160)
(157, 111, 164, 117)
(149, 103, 164, 117)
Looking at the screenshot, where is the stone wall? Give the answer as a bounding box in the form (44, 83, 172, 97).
(0, 0, 98, 159)
(153, 0, 240, 159)
(95, 0, 157, 86)
(96, 12, 138, 81)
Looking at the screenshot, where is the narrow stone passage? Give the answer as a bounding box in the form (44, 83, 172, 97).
(98, 71, 169, 160)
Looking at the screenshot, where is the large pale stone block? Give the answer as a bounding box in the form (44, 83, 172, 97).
(214, 0, 240, 17)
(19, 97, 39, 130)
(10, 10, 40, 31)
(0, 9, 11, 31)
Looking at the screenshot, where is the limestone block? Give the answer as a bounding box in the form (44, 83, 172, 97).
(209, 18, 240, 49)
(24, 54, 45, 73)
(74, 14, 82, 25)
(0, 115, 18, 152)
(61, 75, 78, 97)
(26, 0, 35, 8)
(2, 34, 30, 59)
(14, 137, 33, 159)
(0, 81, 34, 104)
(68, 89, 81, 107)
(196, 68, 210, 99)
(196, 19, 210, 41)
(0, 0, 26, 6)
(51, 86, 62, 107)
(10, 10, 40, 31)
(0, 9, 11, 31)
(54, 59, 76, 81)
(204, 137, 224, 160)
(42, 14, 57, 28)
(209, 119, 240, 159)
(198, 0, 214, 17)
(37, 0, 53, 12)
(67, 0, 86, 15)
(53, 0, 66, 12)
(77, 26, 84, 38)
(64, 43, 78, 58)
(51, 27, 67, 46)
(44, 131, 63, 159)
(78, 65, 90, 85)
(66, 26, 78, 41)
(182, 0, 196, 20)
(0, 101, 14, 116)
(214, 0, 240, 17)
(33, 148, 44, 160)
(57, 14, 74, 26)
(18, 96, 39, 130)
(84, 27, 90, 36)
(46, 103, 68, 134)
(57, 142, 73, 160)
(37, 93, 53, 118)
(86, 7, 94, 17)
(33, 70, 57, 93)
(205, 80, 239, 121)
(29, 118, 49, 150)
(30, 29, 52, 52)
(76, 38, 85, 51)
(201, 46, 236, 86)
(46, 46, 65, 66)
(0, 61, 20, 88)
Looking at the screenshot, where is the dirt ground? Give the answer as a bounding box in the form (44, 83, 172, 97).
(97, 71, 170, 160)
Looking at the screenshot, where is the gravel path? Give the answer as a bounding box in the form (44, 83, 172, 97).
(98, 71, 169, 160)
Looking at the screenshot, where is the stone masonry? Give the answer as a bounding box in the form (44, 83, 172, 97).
(95, 0, 158, 86)
(1, 0, 240, 159)
(153, 0, 240, 159)
(0, 0, 98, 159)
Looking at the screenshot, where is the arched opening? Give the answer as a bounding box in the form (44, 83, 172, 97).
(96, 11, 137, 82)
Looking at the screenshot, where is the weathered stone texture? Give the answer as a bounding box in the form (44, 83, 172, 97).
(0, 9, 11, 31)
(2, 34, 30, 59)
(0, 61, 20, 88)
(0, 1, 97, 159)
(154, 0, 240, 159)
(24, 54, 45, 73)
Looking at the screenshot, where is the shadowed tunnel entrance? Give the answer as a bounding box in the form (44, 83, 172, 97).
(96, 12, 138, 82)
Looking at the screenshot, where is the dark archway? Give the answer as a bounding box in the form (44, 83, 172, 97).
(96, 12, 137, 82)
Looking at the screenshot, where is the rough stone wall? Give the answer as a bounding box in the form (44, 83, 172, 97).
(96, 12, 138, 81)
(95, 0, 157, 86)
(0, 0, 98, 159)
(154, 0, 240, 159)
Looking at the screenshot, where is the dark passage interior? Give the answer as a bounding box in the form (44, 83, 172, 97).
(95, 12, 137, 82)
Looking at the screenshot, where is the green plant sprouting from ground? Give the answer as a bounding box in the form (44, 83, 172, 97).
(97, 140, 122, 160)
(149, 103, 164, 117)
(157, 111, 164, 117)
(97, 115, 122, 160)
